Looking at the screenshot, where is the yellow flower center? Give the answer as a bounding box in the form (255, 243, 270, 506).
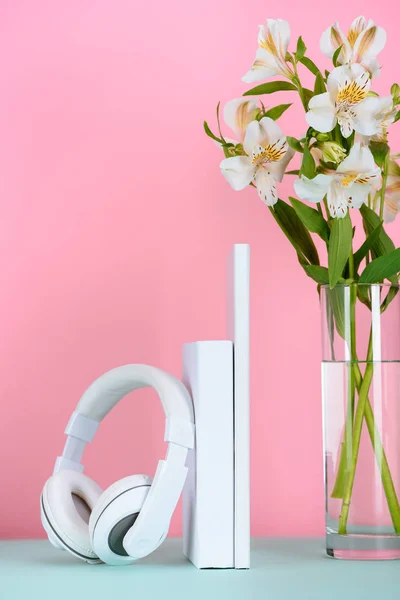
(252, 141, 286, 165)
(341, 174, 357, 187)
(336, 81, 367, 105)
(341, 173, 374, 188)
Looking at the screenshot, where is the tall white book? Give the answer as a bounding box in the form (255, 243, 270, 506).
(182, 340, 234, 568)
(227, 244, 250, 569)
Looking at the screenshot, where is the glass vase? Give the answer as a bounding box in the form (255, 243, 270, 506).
(321, 284, 400, 560)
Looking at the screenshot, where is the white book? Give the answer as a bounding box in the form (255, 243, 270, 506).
(227, 244, 250, 569)
(182, 340, 234, 568)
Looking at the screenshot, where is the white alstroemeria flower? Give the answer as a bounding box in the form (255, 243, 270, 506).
(384, 162, 400, 223)
(223, 98, 260, 143)
(320, 16, 386, 78)
(294, 143, 381, 218)
(242, 18, 294, 83)
(306, 64, 390, 138)
(355, 96, 396, 144)
(220, 117, 294, 206)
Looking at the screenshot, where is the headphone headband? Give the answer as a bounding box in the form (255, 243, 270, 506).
(54, 364, 195, 474)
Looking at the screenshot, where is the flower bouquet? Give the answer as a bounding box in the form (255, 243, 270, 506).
(205, 17, 400, 559)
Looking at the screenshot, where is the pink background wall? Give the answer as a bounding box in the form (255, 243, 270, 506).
(1, 0, 399, 539)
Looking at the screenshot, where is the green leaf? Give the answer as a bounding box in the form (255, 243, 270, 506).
(264, 103, 292, 120)
(328, 286, 346, 339)
(325, 69, 330, 79)
(299, 56, 321, 77)
(369, 141, 389, 168)
(394, 111, 400, 123)
(359, 248, 400, 283)
(271, 200, 320, 265)
(381, 286, 399, 313)
(285, 169, 300, 175)
(353, 223, 383, 271)
(289, 196, 330, 242)
(203, 121, 222, 143)
(216, 101, 225, 142)
(332, 45, 343, 67)
(302, 88, 314, 108)
(300, 144, 316, 178)
(314, 72, 326, 95)
(286, 136, 303, 153)
(328, 213, 353, 289)
(360, 205, 395, 257)
(302, 265, 329, 284)
(243, 81, 297, 96)
(295, 36, 307, 61)
(388, 160, 400, 177)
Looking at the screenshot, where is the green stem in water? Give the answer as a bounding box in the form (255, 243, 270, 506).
(338, 337, 400, 535)
(331, 260, 356, 499)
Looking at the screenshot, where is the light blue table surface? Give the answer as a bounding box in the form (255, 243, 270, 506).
(0, 538, 399, 600)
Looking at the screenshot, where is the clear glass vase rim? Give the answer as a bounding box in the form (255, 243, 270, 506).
(320, 283, 400, 289)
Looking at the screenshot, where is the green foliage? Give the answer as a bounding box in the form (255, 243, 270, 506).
(299, 56, 321, 77)
(360, 205, 396, 257)
(289, 197, 330, 242)
(286, 136, 303, 153)
(353, 223, 383, 271)
(295, 36, 307, 61)
(369, 141, 390, 168)
(271, 200, 320, 266)
(300, 144, 316, 178)
(359, 248, 400, 283)
(302, 265, 330, 284)
(314, 72, 326, 95)
(243, 81, 297, 96)
(332, 45, 343, 67)
(328, 286, 346, 339)
(328, 213, 353, 289)
(264, 103, 292, 120)
(203, 121, 222, 143)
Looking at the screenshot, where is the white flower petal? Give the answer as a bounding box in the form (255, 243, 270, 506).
(220, 156, 254, 191)
(384, 192, 400, 223)
(345, 182, 370, 209)
(258, 117, 285, 145)
(306, 93, 336, 133)
(327, 65, 353, 100)
(320, 22, 351, 62)
(265, 18, 291, 56)
(352, 97, 382, 135)
(338, 118, 354, 138)
(270, 147, 295, 183)
(337, 142, 376, 174)
(362, 57, 381, 78)
(243, 120, 265, 155)
(243, 117, 286, 155)
(294, 174, 333, 203)
(353, 23, 386, 62)
(328, 180, 348, 218)
(242, 47, 279, 83)
(348, 16, 368, 45)
(223, 98, 259, 142)
(255, 167, 278, 206)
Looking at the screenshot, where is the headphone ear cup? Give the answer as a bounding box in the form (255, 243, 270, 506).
(89, 474, 153, 566)
(41, 470, 103, 563)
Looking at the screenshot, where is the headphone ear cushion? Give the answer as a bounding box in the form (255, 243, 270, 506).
(41, 470, 103, 563)
(89, 474, 153, 566)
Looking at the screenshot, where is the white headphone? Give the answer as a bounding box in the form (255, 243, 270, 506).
(40, 365, 195, 566)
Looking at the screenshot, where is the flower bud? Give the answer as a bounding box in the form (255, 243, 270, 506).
(320, 141, 347, 164)
(391, 83, 400, 105)
(316, 133, 330, 141)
